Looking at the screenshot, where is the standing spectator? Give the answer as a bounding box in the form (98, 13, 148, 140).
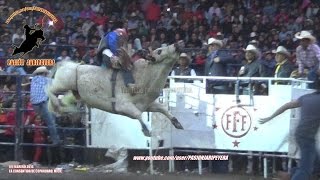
(295, 30, 320, 89)
(31, 114, 46, 166)
(145, 0, 161, 28)
(30, 66, 60, 145)
(171, 53, 196, 83)
(259, 79, 320, 180)
(239, 44, 264, 77)
(205, 38, 234, 93)
(0, 100, 16, 160)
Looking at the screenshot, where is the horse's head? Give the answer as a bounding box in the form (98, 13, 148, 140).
(150, 41, 184, 64)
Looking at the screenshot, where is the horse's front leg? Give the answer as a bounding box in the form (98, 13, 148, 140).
(146, 101, 183, 129)
(116, 102, 151, 137)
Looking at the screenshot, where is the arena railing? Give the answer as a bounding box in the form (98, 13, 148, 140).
(0, 74, 88, 162)
(160, 76, 312, 178)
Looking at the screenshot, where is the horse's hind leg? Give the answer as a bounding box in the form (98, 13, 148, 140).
(116, 103, 151, 137)
(146, 101, 183, 129)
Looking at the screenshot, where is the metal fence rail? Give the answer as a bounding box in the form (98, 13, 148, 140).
(0, 74, 88, 161)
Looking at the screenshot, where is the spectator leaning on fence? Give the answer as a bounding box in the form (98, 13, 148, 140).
(171, 53, 196, 83)
(273, 46, 294, 78)
(30, 66, 60, 145)
(295, 30, 320, 89)
(205, 38, 234, 94)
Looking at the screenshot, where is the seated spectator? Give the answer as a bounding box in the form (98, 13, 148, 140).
(72, 50, 84, 64)
(11, 28, 25, 44)
(83, 48, 98, 65)
(186, 32, 202, 48)
(0, 66, 6, 75)
(272, 46, 294, 78)
(259, 51, 276, 77)
(171, 53, 196, 83)
(6, 66, 27, 75)
(57, 49, 71, 62)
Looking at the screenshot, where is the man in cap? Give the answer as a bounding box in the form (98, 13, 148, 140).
(273, 46, 294, 78)
(259, 78, 320, 180)
(295, 30, 320, 89)
(171, 53, 196, 83)
(205, 38, 234, 93)
(30, 66, 60, 145)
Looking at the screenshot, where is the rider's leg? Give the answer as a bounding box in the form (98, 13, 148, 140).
(121, 70, 135, 87)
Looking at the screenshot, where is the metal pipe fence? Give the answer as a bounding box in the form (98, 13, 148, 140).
(0, 74, 88, 161)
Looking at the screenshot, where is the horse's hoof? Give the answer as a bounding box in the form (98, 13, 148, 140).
(142, 129, 151, 137)
(171, 117, 184, 129)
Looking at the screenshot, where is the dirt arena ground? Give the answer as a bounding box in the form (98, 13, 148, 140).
(0, 172, 271, 180)
(0, 164, 280, 180)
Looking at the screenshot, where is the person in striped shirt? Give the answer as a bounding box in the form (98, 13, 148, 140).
(295, 30, 320, 89)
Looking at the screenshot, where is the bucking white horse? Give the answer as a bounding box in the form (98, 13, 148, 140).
(47, 43, 184, 137)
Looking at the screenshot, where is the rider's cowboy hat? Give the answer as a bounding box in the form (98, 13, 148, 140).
(295, 30, 316, 43)
(32, 66, 49, 75)
(272, 46, 290, 57)
(207, 38, 223, 47)
(179, 53, 191, 64)
(244, 44, 259, 56)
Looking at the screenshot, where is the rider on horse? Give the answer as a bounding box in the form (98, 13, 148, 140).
(97, 28, 139, 94)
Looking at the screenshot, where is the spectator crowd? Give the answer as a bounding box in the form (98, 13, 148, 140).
(0, 0, 319, 76)
(0, 0, 320, 174)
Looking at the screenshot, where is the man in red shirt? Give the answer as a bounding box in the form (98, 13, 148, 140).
(145, 0, 161, 28)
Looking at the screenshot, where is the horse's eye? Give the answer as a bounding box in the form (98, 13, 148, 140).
(157, 50, 162, 55)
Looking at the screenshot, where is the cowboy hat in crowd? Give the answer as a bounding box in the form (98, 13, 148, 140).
(272, 46, 290, 57)
(179, 53, 192, 64)
(244, 44, 259, 56)
(207, 38, 223, 47)
(295, 30, 316, 43)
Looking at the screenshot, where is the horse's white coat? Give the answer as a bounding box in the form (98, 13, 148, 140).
(47, 44, 182, 136)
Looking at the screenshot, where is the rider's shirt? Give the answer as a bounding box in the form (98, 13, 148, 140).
(104, 31, 119, 56)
